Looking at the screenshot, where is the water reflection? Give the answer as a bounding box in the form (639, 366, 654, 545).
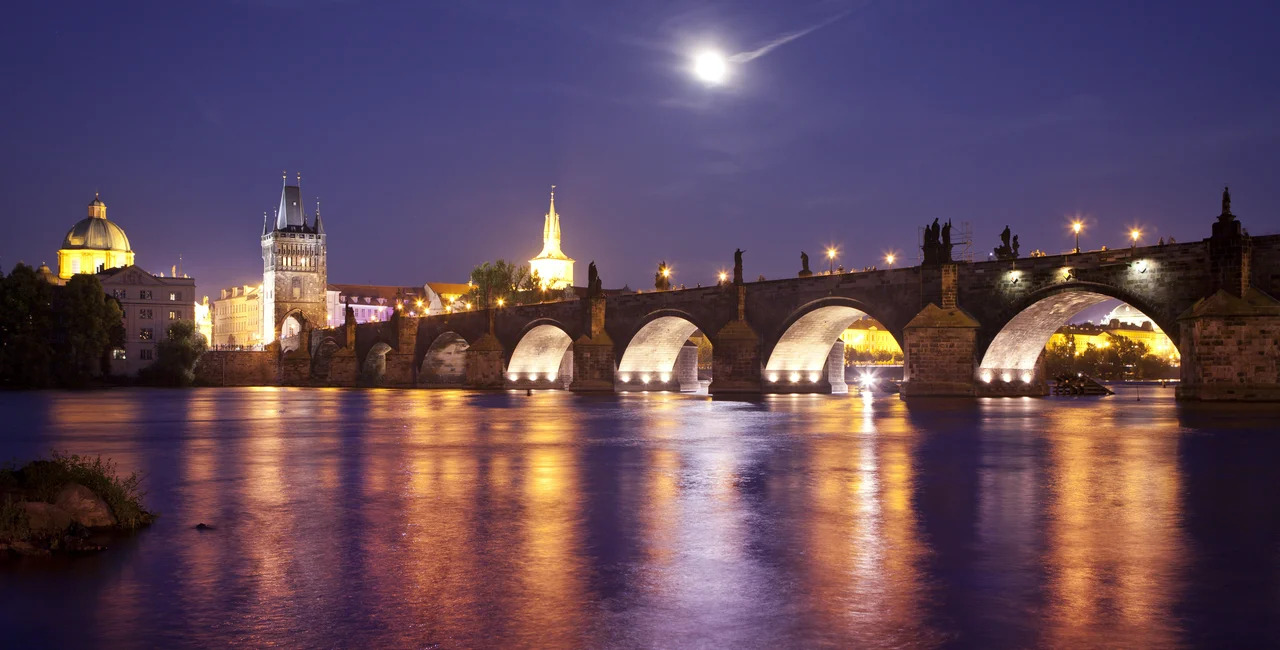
(0, 387, 1278, 646)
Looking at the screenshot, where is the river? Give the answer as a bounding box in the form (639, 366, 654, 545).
(0, 387, 1277, 647)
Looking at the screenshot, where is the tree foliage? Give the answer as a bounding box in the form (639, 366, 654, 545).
(138, 319, 207, 387)
(0, 265, 123, 388)
(1043, 332, 1179, 380)
(467, 259, 541, 308)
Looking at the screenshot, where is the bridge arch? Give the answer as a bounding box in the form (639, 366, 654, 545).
(279, 309, 306, 352)
(361, 341, 394, 385)
(616, 309, 709, 391)
(977, 281, 1178, 383)
(507, 319, 574, 385)
(763, 297, 897, 389)
(311, 337, 342, 382)
(419, 331, 470, 386)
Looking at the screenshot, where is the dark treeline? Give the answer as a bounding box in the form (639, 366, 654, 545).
(0, 264, 123, 388)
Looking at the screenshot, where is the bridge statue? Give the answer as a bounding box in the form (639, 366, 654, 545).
(1222, 185, 1232, 217)
(798, 251, 812, 277)
(733, 249, 744, 286)
(922, 218, 953, 265)
(587, 261, 602, 298)
(994, 225, 1018, 261)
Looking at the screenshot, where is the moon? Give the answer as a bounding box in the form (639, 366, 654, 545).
(692, 50, 728, 85)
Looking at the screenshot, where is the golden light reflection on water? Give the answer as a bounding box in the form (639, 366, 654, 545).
(6, 387, 1238, 647)
(1041, 402, 1185, 646)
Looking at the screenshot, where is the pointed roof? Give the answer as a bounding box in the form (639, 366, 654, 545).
(532, 185, 573, 262)
(276, 183, 304, 230)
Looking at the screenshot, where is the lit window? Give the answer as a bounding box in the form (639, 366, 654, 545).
(169, 311, 178, 320)
(139, 328, 154, 341)
(111, 348, 126, 360)
(169, 292, 180, 301)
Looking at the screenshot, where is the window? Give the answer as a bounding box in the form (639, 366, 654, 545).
(112, 289, 126, 299)
(70, 257, 81, 274)
(169, 291, 181, 301)
(139, 290, 153, 300)
(291, 277, 302, 300)
(140, 349, 154, 361)
(139, 309, 153, 319)
(169, 310, 178, 320)
(139, 328, 153, 341)
(111, 348, 126, 360)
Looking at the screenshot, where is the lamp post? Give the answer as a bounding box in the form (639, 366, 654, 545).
(1071, 221, 1083, 253)
(884, 252, 896, 269)
(717, 271, 728, 285)
(1129, 228, 1141, 248)
(826, 247, 837, 274)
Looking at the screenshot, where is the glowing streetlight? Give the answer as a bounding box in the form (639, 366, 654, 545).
(464, 302, 472, 310)
(1071, 221, 1084, 253)
(884, 252, 896, 268)
(661, 267, 672, 278)
(1130, 228, 1142, 247)
(826, 247, 838, 274)
(717, 271, 728, 284)
(496, 297, 505, 308)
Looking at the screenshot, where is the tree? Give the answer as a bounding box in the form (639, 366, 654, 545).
(0, 264, 56, 388)
(468, 260, 535, 308)
(1043, 335, 1076, 377)
(139, 320, 207, 386)
(52, 274, 122, 386)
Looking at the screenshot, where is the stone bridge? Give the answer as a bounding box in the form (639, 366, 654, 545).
(205, 207, 1280, 401)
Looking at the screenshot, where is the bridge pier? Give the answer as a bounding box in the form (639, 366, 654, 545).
(280, 333, 312, 386)
(676, 342, 700, 392)
(571, 298, 616, 391)
(709, 319, 762, 395)
(1177, 289, 1280, 401)
(465, 333, 506, 389)
(900, 303, 980, 398)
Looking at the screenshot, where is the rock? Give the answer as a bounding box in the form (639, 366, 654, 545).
(195, 523, 213, 530)
(54, 483, 117, 528)
(20, 501, 73, 535)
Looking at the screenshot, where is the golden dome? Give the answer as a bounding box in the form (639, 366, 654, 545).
(62, 195, 132, 252)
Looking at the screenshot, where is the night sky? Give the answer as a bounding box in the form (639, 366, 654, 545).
(3, 0, 1278, 299)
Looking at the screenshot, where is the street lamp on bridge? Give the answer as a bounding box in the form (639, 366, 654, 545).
(1130, 228, 1142, 247)
(1071, 221, 1084, 253)
(826, 247, 838, 274)
(884, 252, 896, 268)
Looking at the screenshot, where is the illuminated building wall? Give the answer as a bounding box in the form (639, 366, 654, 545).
(261, 175, 327, 341)
(1048, 323, 1179, 361)
(212, 284, 263, 347)
(840, 318, 905, 360)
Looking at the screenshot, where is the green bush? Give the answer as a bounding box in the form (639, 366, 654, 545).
(2, 453, 151, 529)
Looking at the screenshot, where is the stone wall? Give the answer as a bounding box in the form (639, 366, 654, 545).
(1177, 289, 1280, 401)
(194, 350, 277, 386)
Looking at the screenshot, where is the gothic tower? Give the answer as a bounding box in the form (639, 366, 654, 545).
(261, 172, 327, 341)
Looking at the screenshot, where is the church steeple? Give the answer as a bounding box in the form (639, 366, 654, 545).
(540, 185, 563, 257)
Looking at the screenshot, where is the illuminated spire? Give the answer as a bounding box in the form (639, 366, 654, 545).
(540, 185, 563, 257)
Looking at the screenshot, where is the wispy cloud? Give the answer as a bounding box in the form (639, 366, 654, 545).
(728, 8, 852, 63)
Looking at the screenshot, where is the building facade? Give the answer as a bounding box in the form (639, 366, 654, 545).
(212, 284, 264, 347)
(98, 265, 196, 376)
(261, 174, 327, 341)
(528, 187, 574, 289)
(325, 284, 423, 325)
(57, 194, 135, 280)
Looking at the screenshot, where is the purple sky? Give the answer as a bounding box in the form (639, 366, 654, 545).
(3, 1, 1278, 300)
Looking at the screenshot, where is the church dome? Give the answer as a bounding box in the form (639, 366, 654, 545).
(62, 195, 132, 252)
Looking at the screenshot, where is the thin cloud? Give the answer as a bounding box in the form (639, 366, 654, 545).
(727, 8, 853, 63)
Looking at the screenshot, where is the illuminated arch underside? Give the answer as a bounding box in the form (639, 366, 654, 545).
(421, 332, 469, 384)
(765, 305, 868, 373)
(507, 324, 572, 376)
(979, 291, 1112, 372)
(618, 316, 700, 374)
(363, 341, 393, 377)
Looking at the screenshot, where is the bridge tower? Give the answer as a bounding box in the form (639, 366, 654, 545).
(261, 172, 327, 342)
